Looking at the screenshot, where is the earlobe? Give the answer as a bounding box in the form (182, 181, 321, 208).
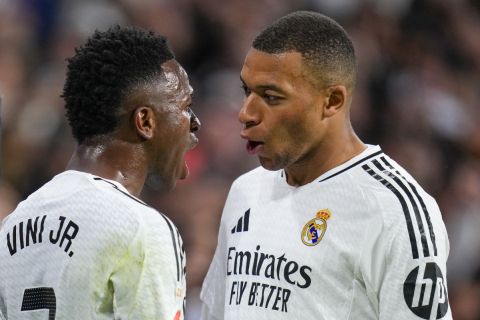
(324, 85, 347, 118)
(134, 106, 155, 140)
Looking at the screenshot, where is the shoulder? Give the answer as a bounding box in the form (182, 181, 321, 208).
(230, 166, 276, 191)
(12, 171, 173, 244)
(215, 166, 276, 225)
(223, 166, 279, 207)
(318, 146, 417, 225)
(356, 152, 439, 220)
(354, 151, 447, 260)
(88, 175, 176, 236)
(80, 174, 182, 263)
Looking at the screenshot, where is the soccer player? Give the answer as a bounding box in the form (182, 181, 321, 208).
(0, 25, 200, 319)
(200, 11, 452, 320)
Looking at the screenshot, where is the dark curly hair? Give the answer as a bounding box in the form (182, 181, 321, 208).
(253, 11, 356, 89)
(62, 25, 175, 144)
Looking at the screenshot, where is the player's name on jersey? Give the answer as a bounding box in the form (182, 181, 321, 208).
(6, 215, 79, 258)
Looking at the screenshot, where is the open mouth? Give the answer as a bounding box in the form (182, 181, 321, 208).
(246, 140, 264, 155)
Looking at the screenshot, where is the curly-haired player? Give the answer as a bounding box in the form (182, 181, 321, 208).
(0, 25, 200, 319)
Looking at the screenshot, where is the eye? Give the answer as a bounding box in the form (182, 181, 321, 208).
(263, 93, 281, 104)
(241, 84, 251, 97)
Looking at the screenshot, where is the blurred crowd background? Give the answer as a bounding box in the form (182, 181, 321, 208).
(1, 0, 479, 318)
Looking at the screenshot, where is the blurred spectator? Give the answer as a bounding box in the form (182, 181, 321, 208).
(0, 181, 19, 224)
(1, 0, 479, 318)
(449, 267, 480, 320)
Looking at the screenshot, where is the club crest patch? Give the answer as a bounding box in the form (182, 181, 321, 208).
(301, 209, 331, 246)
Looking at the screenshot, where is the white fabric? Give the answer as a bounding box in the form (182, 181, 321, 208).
(0, 170, 186, 319)
(201, 145, 452, 320)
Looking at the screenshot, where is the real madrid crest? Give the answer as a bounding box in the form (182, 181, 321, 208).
(301, 209, 331, 246)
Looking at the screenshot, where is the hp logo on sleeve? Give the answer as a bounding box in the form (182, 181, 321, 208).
(403, 262, 449, 319)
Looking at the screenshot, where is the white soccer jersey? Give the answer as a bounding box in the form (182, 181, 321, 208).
(0, 170, 186, 320)
(201, 145, 452, 320)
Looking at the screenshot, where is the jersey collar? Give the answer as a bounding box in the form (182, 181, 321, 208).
(318, 144, 382, 182)
(278, 145, 383, 185)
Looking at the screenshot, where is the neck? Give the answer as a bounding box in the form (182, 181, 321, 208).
(66, 139, 146, 197)
(285, 128, 366, 187)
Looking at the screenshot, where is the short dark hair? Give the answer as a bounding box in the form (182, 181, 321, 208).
(253, 11, 356, 89)
(62, 25, 175, 144)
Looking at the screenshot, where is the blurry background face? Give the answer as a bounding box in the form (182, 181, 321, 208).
(1, 1, 480, 319)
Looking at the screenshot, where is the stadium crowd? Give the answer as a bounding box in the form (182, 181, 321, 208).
(0, 0, 479, 318)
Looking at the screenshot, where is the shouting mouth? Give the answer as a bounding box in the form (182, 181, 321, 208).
(246, 140, 264, 155)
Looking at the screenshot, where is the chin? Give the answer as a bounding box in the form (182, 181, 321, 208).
(146, 174, 176, 194)
(259, 157, 284, 172)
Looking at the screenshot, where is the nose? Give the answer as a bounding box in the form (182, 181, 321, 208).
(189, 108, 201, 132)
(238, 95, 260, 129)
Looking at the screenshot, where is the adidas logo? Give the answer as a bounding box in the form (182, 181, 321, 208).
(231, 209, 250, 234)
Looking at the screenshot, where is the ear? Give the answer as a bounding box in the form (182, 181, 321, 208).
(133, 106, 156, 140)
(323, 85, 347, 118)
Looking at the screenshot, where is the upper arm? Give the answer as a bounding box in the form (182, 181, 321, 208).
(361, 190, 452, 320)
(111, 212, 186, 319)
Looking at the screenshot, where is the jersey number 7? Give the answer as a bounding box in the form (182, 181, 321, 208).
(21, 287, 56, 320)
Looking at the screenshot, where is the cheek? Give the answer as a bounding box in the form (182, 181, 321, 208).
(169, 121, 191, 155)
(154, 123, 187, 160)
(163, 113, 190, 139)
(274, 112, 312, 144)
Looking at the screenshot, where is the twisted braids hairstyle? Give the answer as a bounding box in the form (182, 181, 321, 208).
(253, 11, 356, 90)
(62, 25, 174, 144)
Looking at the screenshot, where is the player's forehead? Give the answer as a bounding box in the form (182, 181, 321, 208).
(161, 59, 193, 95)
(121, 62, 193, 111)
(240, 49, 305, 85)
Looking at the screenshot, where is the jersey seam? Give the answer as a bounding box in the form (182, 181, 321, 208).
(345, 169, 380, 319)
(361, 160, 406, 316)
(92, 177, 150, 208)
(378, 224, 397, 318)
(319, 149, 383, 183)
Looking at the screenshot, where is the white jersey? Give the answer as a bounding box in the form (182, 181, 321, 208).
(201, 145, 451, 320)
(0, 170, 186, 320)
